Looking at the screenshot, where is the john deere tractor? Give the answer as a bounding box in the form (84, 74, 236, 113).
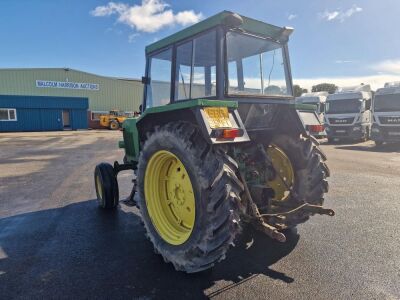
(94, 11, 333, 273)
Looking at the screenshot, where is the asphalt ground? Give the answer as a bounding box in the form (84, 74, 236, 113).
(0, 131, 399, 299)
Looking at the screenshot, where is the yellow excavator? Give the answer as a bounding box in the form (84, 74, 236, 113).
(99, 110, 127, 130)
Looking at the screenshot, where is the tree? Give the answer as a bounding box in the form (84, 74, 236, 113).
(311, 83, 338, 94)
(293, 84, 308, 97)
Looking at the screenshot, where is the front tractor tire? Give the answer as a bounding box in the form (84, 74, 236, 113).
(266, 135, 330, 228)
(109, 120, 119, 130)
(136, 122, 243, 273)
(94, 163, 119, 209)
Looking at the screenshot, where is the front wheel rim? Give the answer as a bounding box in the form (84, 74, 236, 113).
(144, 150, 195, 245)
(95, 174, 104, 206)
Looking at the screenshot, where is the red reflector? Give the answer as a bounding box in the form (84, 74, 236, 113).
(223, 128, 240, 139)
(309, 125, 324, 132)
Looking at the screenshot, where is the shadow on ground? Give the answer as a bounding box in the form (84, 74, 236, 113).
(334, 142, 400, 153)
(0, 200, 299, 299)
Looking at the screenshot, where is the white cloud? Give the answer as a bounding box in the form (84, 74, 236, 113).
(294, 74, 400, 91)
(320, 5, 363, 22)
(91, 0, 203, 33)
(370, 59, 400, 75)
(288, 14, 297, 21)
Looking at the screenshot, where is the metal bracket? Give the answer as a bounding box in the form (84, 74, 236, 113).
(239, 170, 287, 243)
(260, 203, 335, 218)
(113, 161, 137, 207)
(113, 161, 135, 174)
(121, 179, 137, 207)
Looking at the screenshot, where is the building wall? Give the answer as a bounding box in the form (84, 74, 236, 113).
(0, 68, 143, 112)
(0, 95, 88, 132)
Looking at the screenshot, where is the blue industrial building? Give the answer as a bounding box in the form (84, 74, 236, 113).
(0, 95, 88, 132)
(0, 68, 143, 132)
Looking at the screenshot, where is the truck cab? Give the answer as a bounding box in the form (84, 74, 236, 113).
(325, 85, 372, 143)
(296, 92, 328, 138)
(371, 82, 400, 145)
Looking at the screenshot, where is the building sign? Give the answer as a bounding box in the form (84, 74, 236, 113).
(36, 80, 99, 91)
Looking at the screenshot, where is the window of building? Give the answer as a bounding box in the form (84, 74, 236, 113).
(0, 109, 17, 121)
(146, 48, 173, 108)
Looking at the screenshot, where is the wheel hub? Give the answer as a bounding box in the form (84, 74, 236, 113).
(266, 145, 295, 201)
(144, 150, 195, 245)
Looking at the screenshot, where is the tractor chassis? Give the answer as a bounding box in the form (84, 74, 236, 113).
(239, 167, 334, 243)
(110, 151, 335, 243)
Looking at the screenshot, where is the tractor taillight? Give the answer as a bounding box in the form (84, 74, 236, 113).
(309, 125, 324, 132)
(212, 128, 244, 139)
(222, 128, 241, 138)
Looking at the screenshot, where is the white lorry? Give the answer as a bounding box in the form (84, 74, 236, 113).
(371, 82, 400, 146)
(325, 85, 372, 143)
(296, 92, 328, 138)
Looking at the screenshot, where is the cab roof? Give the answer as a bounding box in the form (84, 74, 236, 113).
(145, 10, 290, 54)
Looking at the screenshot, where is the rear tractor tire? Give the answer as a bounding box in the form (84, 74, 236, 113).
(94, 163, 119, 209)
(265, 134, 330, 228)
(136, 122, 243, 273)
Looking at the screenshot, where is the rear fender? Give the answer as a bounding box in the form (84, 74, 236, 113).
(136, 103, 250, 145)
(121, 100, 250, 163)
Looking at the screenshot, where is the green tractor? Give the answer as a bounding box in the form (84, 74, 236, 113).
(94, 11, 333, 273)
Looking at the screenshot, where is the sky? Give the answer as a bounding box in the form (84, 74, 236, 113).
(1, 0, 400, 90)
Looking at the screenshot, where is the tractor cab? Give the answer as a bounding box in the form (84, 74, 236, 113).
(143, 12, 293, 108)
(139, 11, 314, 140)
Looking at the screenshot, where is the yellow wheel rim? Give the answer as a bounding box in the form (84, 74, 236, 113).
(144, 150, 195, 245)
(96, 175, 103, 202)
(266, 145, 295, 201)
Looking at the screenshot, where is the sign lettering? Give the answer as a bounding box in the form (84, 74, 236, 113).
(36, 80, 99, 91)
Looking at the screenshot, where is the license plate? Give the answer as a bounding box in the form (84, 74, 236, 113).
(204, 107, 232, 129)
(388, 132, 400, 136)
(336, 130, 346, 133)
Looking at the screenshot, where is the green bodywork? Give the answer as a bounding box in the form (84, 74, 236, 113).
(120, 11, 300, 164)
(120, 99, 238, 163)
(295, 103, 318, 111)
(146, 11, 285, 54)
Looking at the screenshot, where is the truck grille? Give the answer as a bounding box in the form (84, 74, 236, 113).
(331, 128, 350, 136)
(328, 117, 354, 125)
(379, 116, 400, 125)
(379, 127, 400, 138)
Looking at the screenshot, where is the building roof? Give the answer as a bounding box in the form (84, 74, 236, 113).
(145, 10, 290, 54)
(0, 67, 141, 83)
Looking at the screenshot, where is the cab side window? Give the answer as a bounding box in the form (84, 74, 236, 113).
(174, 30, 216, 101)
(146, 48, 172, 108)
(175, 41, 193, 101)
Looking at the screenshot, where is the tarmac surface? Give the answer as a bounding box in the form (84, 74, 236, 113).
(0, 131, 399, 299)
